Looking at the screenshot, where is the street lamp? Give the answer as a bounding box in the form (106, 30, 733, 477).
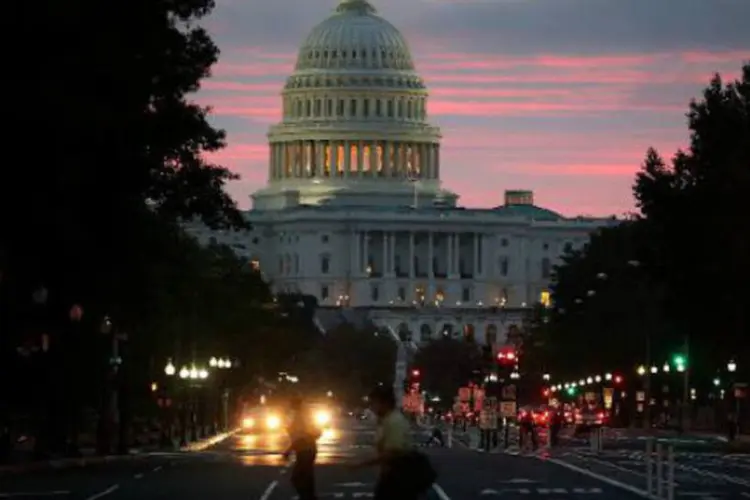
(727, 360, 737, 373)
(165, 360, 176, 376)
(662, 363, 670, 373)
(637, 365, 646, 376)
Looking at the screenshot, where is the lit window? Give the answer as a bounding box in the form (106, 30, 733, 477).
(540, 290, 551, 307)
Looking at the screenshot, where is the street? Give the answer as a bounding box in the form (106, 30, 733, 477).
(0, 417, 647, 500)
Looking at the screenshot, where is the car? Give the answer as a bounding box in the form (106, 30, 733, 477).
(240, 407, 285, 434)
(574, 408, 607, 434)
(518, 406, 552, 427)
(309, 404, 333, 429)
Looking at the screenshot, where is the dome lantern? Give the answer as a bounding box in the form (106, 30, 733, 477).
(336, 0, 376, 14)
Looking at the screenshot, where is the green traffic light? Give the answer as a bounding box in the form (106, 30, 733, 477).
(672, 354, 686, 366)
(566, 387, 576, 395)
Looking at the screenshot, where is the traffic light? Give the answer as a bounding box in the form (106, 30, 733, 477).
(411, 369, 420, 378)
(566, 386, 576, 396)
(672, 354, 687, 372)
(542, 388, 550, 397)
(613, 374, 623, 385)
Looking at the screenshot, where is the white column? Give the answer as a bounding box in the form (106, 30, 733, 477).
(419, 143, 426, 179)
(454, 233, 461, 276)
(389, 231, 396, 275)
(381, 232, 388, 275)
(363, 231, 370, 274)
(317, 141, 326, 177)
(473, 233, 479, 278)
(344, 140, 351, 178)
(447, 234, 453, 276)
(357, 141, 365, 177)
(370, 141, 377, 177)
(331, 140, 339, 177)
(428, 232, 434, 278)
(384, 142, 392, 177)
(351, 231, 362, 278)
(434, 144, 440, 179)
(427, 144, 435, 179)
(408, 231, 415, 278)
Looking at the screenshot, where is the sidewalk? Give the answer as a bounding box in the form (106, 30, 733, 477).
(0, 429, 238, 476)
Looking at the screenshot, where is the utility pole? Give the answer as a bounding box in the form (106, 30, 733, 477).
(644, 331, 652, 430)
(681, 334, 690, 431)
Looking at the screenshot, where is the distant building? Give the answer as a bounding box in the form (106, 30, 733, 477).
(188, 0, 616, 345)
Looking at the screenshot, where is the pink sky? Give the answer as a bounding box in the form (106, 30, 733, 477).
(198, 0, 748, 217)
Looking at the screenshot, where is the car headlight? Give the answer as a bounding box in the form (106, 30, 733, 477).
(314, 410, 331, 427)
(266, 415, 281, 430)
(242, 417, 255, 429)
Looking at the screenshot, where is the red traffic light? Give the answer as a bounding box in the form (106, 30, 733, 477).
(411, 369, 420, 377)
(542, 388, 550, 397)
(614, 375, 623, 384)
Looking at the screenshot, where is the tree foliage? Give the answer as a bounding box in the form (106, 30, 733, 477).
(294, 324, 396, 405)
(538, 62, 750, 379)
(535, 222, 676, 378)
(633, 63, 750, 369)
(1, 0, 288, 439)
(3, 0, 245, 336)
(412, 337, 483, 403)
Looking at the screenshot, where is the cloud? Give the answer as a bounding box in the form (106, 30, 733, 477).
(198, 0, 749, 215)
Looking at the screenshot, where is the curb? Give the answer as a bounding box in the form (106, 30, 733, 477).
(179, 429, 240, 452)
(0, 452, 147, 476)
(0, 430, 239, 476)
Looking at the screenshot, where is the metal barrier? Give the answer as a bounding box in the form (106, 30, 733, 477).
(590, 427, 604, 453)
(646, 438, 675, 500)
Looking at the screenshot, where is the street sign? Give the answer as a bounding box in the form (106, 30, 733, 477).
(458, 386, 471, 401)
(603, 388, 613, 409)
(484, 396, 498, 411)
(480, 409, 497, 430)
(501, 384, 517, 400)
(500, 401, 517, 417)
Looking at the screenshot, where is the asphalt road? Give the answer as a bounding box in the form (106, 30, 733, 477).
(0, 417, 725, 500)
(552, 447, 750, 500)
(560, 427, 750, 453)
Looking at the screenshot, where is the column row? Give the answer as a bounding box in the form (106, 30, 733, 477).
(269, 141, 439, 180)
(353, 231, 485, 278)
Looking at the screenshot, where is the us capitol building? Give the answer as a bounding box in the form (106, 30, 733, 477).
(190, 0, 616, 346)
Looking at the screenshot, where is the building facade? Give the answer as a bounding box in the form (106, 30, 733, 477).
(189, 0, 616, 345)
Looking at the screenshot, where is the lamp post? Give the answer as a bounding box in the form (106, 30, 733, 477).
(727, 360, 739, 439)
(180, 364, 209, 442)
(209, 357, 235, 432)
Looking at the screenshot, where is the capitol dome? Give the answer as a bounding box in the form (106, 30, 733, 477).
(253, 0, 454, 211)
(295, 0, 415, 73)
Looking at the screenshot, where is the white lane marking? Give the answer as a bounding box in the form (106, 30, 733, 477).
(0, 492, 69, 498)
(740, 492, 750, 498)
(259, 480, 278, 500)
(432, 483, 452, 500)
(544, 458, 652, 498)
(152, 465, 162, 472)
(84, 485, 119, 500)
(133, 473, 143, 479)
